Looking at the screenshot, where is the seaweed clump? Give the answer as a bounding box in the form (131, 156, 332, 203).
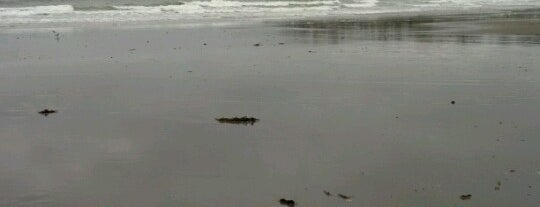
(38, 109, 57, 116)
(279, 198, 296, 207)
(460, 194, 472, 200)
(215, 116, 259, 125)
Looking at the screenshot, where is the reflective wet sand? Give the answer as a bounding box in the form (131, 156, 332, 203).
(0, 9, 539, 207)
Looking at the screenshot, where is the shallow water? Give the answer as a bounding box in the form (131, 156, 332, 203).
(1, 0, 540, 25)
(0, 11, 539, 207)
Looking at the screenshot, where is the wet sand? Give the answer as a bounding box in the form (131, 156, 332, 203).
(1, 9, 540, 207)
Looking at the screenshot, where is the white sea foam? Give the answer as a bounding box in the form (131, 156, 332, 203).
(0, 5, 74, 16)
(196, 0, 340, 7)
(342, 0, 378, 8)
(113, 4, 206, 14)
(0, 0, 539, 25)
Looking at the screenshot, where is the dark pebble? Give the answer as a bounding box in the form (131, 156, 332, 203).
(216, 116, 259, 125)
(279, 198, 296, 207)
(337, 194, 352, 201)
(38, 109, 57, 116)
(460, 194, 472, 200)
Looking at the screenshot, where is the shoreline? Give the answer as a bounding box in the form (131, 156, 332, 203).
(1, 6, 540, 31)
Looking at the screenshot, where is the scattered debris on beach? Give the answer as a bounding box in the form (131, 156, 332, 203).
(38, 109, 57, 116)
(128, 48, 136, 51)
(323, 191, 352, 201)
(323, 190, 332, 196)
(52, 30, 60, 41)
(337, 194, 353, 201)
(279, 198, 296, 207)
(215, 116, 259, 125)
(459, 194, 472, 200)
(495, 181, 501, 191)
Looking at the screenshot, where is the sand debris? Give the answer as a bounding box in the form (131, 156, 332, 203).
(52, 30, 60, 41)
(337, 193, 353, 201)
(323, 190, 332, 196)
(495, 181, 501, 191)
(279, 198, 296, 207)
(323, 191, 352, 201)
(215, 116, 259, 125)
(38, 109, 57, 116)
(460, 194, 472, 200)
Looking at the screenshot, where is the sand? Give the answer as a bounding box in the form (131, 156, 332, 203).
(0, 9, 539, 207)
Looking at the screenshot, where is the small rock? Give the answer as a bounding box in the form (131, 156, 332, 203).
(215, 116, 259, 125)
(337, 194, 352, 201)
(279, 198, 296, 207)
(253, 43, 261, 46)
(451, 100, 455, 105)
(38, 109, 57, 116)
(460, 194, 472, 200)
(323, 190, 332, 196)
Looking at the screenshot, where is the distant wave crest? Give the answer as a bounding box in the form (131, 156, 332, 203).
(0, 5, 74, 16)
(0, 0, 539, 25)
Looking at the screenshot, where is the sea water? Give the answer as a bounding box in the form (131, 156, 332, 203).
(1, 0, 539, 25)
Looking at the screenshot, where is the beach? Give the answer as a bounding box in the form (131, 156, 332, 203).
(1, 8, 540, 207)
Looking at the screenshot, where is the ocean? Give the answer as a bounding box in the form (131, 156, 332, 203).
(1, 0, 540, 25)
